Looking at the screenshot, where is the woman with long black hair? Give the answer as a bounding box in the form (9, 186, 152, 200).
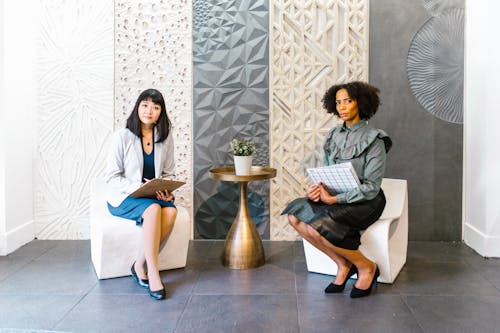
(105, 89, 178, 300)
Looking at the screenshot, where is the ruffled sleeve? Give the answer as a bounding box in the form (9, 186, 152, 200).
(324, 126, 392, 204)
(324, 128, 391, 161)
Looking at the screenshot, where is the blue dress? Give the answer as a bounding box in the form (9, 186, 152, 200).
(107, 142, 176, 226)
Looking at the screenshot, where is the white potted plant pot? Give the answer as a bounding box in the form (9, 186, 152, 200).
(234, 155, 253, 175)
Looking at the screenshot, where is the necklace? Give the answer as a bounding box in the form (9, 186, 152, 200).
(142, 131, 152, 147)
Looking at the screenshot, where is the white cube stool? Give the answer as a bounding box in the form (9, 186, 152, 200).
(303, 178, 408, 283)
(90, 178, 190, 279)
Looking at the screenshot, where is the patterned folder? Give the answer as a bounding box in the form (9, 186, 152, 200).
(306, 162, 361, 195)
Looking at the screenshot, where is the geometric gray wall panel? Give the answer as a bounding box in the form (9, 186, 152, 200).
(407, 8, 464, 123)
(193, 0, 269, 239)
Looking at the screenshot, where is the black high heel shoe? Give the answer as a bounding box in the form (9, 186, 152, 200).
(130, 262, 149, 289)
(324, 265, 358, 294)
(350, 266, 380, 298)
(149, 286, 166, 300)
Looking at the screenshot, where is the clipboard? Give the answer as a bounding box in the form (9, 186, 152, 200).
(306, 162, 361, 195)
(129, 178, 186, 198)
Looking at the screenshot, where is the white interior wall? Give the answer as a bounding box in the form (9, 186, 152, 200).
(0, 0, 5, 243)
(0, 0, 37, 255)
(463, 0, 500, 257)
(35, 0, 114, 239)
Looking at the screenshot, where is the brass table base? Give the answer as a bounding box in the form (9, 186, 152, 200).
(221, 182, 265, 269)
(209, 166, 276, 270)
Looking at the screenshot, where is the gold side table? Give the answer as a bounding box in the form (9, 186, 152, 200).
(209, 166, 277, 269)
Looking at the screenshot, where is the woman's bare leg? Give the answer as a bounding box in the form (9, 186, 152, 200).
(325, 245, 377, 290)
(133, 256, 148, 280)
(288, 214, 376, 289)
(134, 206, 178, 280)
(160, 207, 177, 244)
(141, 203, 163, 291)
(288, 215, 351, 284)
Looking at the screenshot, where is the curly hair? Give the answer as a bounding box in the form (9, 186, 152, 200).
(322, 81, 380, 120)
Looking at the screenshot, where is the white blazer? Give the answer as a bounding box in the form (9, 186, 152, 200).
(105, 128, 175, 207)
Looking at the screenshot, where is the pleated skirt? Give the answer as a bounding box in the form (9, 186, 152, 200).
(282, 190, 386, 250)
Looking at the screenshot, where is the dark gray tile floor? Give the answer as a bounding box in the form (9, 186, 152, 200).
(1, 240, 500, 333)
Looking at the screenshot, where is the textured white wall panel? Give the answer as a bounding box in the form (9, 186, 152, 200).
(270, 0, 369, 240)
(115, 0, 193, 213)
(36, 0, 114, 239)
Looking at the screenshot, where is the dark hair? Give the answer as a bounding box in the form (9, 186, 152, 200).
(322, 81, 380, 120)
(126, 88, 171, 143)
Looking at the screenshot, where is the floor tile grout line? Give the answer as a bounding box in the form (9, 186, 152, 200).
(171, 248, 206, 333)
(172, 293, 194, 333)
(189, 292, 300, 296)
(50, 280, 99, 331)
(0, 241, 60, 284)
(294, 261, 303, 333)
(0, 260, 34, 285)
(400, 294, 427, 333)
(469, 268, 500, 294)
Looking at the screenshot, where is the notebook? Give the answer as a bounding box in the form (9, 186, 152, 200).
(306, 162, 361, 195)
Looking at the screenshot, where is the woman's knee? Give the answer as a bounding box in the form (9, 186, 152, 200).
(162, 206, 177, 219)
(287, 214, 300, 228)
(144, 203, 162, 216)
(305, 224, 321, 240)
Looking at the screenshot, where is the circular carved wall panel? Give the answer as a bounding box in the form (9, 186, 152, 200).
(421, 0, 464, 16)
(407, 9, 464, 124)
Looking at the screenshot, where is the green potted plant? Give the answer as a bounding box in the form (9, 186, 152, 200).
(230, 138, 255, 175)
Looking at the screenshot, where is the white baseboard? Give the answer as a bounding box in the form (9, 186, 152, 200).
(463, 223, 500, 258)
(0, 220, 35, 256)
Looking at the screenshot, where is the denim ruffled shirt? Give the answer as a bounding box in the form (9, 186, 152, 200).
(323, 120, 392, 204)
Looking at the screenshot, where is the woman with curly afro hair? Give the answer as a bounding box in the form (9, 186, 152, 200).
(283, 81, 392, 298)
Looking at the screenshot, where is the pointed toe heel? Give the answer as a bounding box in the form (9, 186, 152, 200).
(149, 287, 166, 300)
(131, 262, 149, 289)
(350, 266, 379, 299)
(325, 265, 358, 294)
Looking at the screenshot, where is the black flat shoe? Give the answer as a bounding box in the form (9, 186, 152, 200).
(325, 265, 358, 294)
(149, 287, 166, 300)
(350, 266, 380, 298)
(131, 262, 149, 289)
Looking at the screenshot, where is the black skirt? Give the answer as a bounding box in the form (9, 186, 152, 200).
(282, 190, 386, 250)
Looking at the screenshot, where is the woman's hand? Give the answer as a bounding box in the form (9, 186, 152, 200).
(306, 184, 321, 202)
(156, 190, 174, 202)
(318, 183, 337, 205)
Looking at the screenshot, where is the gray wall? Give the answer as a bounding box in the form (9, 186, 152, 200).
(190, 0, 464, 241)
(369, 0, 463, 240)
(192, 0, 270, 239)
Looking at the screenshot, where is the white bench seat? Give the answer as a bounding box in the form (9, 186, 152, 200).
(90, 179, 190, 279)
(303, 178, 408, 283)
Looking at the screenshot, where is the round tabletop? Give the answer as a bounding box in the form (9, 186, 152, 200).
(209, 166, 277, 182)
